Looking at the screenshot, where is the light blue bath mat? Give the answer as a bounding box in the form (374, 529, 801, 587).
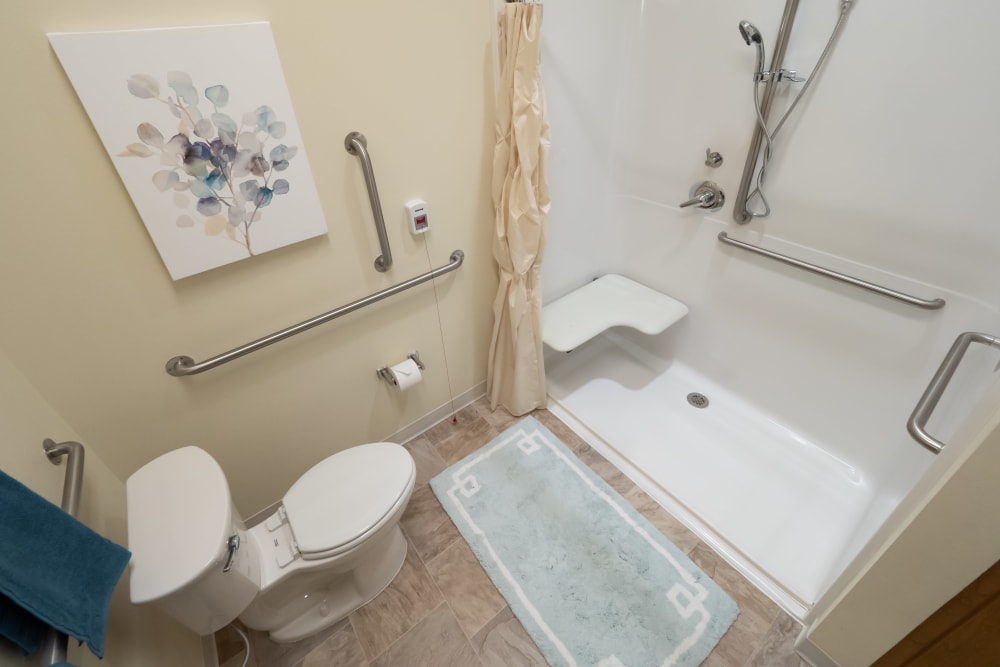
(430, 416, 738, 667)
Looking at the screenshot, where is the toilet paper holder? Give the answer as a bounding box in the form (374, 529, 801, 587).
(377, 351, 425, 386)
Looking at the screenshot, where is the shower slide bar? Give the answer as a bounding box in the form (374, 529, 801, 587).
(345, 131, 392, 273)
(39, 439, 84, 667)
(908, 331, 1000, 454)
(734, 0, 799, 223)
(718, 232, 946, 310)
(165, 250, 465, 377)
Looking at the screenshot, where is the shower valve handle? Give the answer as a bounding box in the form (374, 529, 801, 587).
(680, 181, 726, 211)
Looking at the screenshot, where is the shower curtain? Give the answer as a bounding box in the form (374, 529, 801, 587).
(487, 2, 550, 416)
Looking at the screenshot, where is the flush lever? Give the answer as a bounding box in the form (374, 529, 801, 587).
(222, 534, 240, 572)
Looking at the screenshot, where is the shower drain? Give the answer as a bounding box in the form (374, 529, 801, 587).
(686, 392, 710, 409)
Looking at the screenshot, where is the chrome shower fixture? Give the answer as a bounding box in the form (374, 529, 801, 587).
(738, 20, 765, 77)
(739, 20, 802, 84)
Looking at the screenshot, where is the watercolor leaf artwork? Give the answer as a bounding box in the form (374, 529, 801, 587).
(48, 23, 328, 280)
(119, 72, 296, 256)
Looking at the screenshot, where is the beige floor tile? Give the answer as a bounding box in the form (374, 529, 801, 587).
(574, 445, 635, 496)
(298, 617, 368, 667)
(471, 395, 521, 431)
(690, 542, 779, 666)
(471, 606, 547, 667)
(403, 435, 448, 488)
(369, 603, 482, 667)
(533, 410, 591, 455)
(744, 610, 805, 667)
(623, 487, 701, 555)
(399, 484, 462, 561)
(217, 622, 256, 667)
(429, 409, 499, 465)
(425, 538, 507, 639)
(248, 621, 339, 667)
(349, 537, 444, 661)
(422, 405, 482, 448)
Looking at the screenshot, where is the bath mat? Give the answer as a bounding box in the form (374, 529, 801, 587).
(430, 416, 739, 667)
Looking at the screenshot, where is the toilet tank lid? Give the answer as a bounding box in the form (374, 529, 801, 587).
(283, 443, 414, 555)
(126, 446, 234, 604)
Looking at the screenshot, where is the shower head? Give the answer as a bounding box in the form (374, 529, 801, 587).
(738, 20, 765, 77)
(738, 20, 762, 45)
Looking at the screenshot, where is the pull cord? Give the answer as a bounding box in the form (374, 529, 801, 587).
(423, 239, 459, 423)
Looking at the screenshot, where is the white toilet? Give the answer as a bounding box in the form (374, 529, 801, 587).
(125, 442, 416, 642)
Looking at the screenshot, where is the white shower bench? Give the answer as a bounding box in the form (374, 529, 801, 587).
(541, 274, 688, 352)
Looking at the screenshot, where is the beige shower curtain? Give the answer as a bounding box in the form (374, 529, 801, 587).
(487, 2, 550, 416)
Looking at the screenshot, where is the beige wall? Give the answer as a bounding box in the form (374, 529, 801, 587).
(0, 0, 497, 514)
(0, 349, 204, 667)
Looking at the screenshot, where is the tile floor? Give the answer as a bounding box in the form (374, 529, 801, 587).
(216, 397, 807, 667)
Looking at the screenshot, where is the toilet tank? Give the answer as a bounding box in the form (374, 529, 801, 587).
(126, 446, 260, 635)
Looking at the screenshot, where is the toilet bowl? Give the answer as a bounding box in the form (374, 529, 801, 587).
(125, 442, 416, 643)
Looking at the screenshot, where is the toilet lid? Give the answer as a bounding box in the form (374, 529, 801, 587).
(282, 442, 414, 556)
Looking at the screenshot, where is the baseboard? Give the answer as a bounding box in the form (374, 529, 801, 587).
(384, 381, 486, 445)
(795, 629, 840, 667)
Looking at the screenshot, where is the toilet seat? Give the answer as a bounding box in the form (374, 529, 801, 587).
(282, 442, 415, 560)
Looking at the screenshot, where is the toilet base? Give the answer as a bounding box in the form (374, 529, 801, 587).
(262, 525, 408, 644)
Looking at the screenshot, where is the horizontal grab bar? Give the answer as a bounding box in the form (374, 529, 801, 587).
(717, 232, 946, 310)
(907, 331, 1000, 454)
(166, 250, 464, 376)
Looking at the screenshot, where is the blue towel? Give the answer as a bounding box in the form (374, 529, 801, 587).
(0, 468, 130, 659)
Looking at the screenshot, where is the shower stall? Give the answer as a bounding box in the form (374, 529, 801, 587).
(534, 0, 1000, 621)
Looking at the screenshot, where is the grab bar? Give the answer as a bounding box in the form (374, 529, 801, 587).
(166, 250, 464, 376)
(734, 0, 800, 223)
(345, 131, 392, 272)
(907, 332, 1000, 454)
(718, 232, 946, 310)
(39, 439, 85, 667)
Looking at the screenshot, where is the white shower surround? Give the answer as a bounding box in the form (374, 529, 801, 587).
(534, 0, 1000, 621)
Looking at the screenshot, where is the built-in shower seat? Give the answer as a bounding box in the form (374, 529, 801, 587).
(541, 274, 688, 352)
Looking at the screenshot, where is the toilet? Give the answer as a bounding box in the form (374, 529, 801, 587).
(125, 442, 416, 642)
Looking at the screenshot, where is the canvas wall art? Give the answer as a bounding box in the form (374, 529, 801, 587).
(49, 22, 328, 280)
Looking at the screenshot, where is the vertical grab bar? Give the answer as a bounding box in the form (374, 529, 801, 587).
(907, 332, 1000, 454)
(38, 439, 85, 667)
(345, 131, 393, 272)
(733, 0, 800, 224)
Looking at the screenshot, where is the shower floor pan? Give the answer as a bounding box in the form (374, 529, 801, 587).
(545, 331, 873, 618)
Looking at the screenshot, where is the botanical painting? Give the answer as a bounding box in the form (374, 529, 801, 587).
(49, 23, 327, 280)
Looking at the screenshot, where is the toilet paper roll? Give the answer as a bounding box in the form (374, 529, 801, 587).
(388, 358, 422, 391)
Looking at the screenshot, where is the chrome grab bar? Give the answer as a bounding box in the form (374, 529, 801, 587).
(718, 232, 946, 310)
(907, 332, 1000, 454)
(39, 439, 85, 667)
(166, 250, 464, 376)
(345, 132, 392, 273)
(734, 0, 800, 224)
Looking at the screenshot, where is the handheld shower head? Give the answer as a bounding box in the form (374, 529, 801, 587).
(738, 20, 765, 77)
(738, 20, 762, 45)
